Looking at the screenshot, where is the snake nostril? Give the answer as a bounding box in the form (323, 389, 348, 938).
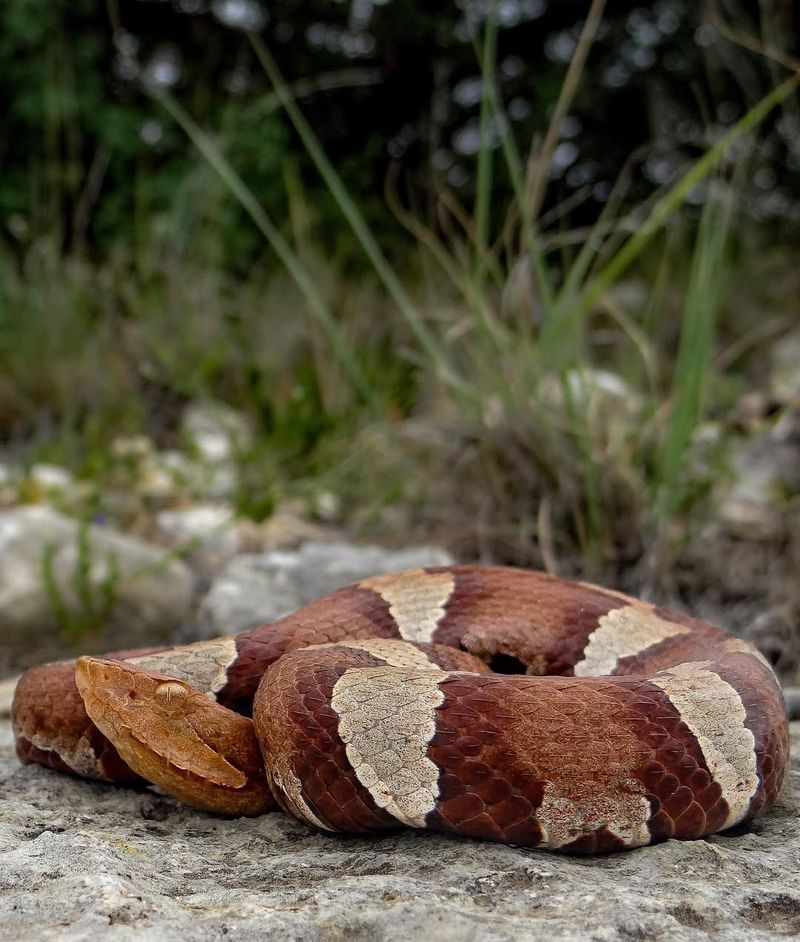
(488, 653, 527, 675)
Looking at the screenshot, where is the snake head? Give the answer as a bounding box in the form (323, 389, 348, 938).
(75, 656, 203, 719)
(75, 656, 274, 816)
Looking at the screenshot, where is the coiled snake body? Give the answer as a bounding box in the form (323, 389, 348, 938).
(12, 566, 789, 853)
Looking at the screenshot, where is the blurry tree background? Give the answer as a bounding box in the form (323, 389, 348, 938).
(2, 0, 798, 263)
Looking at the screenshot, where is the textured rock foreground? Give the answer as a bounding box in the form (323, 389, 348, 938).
(0, 708, 797, 942)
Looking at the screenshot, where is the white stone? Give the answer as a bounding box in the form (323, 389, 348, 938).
(537, 368, 642, 454)
(716, 428, 800, 541)
(182, 400, 252, 464)
(142, 450, 238, 502)
(313, 490, 341, 522)
(195, 542, 454, 637)
(0, 506, 193, 656)
(156, 504, 240, 570)
(30, 463, 73, 490)
(770, 328, 800, 403)
(111, 436, 155, 461)
(0, 675, 18, 717)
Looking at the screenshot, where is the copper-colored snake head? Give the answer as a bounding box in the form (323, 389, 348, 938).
(75, 656, 274, 816)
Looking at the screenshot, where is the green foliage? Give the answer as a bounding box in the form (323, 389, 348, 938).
(656, 182, 737, 522)
(2, 0, 797, 260)
(40, 522, 120, 643)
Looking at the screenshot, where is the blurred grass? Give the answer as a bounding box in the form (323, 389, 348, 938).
(1, 9, 798, 583)
(656, 178, 737, 523)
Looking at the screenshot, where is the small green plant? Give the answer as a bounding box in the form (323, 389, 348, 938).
(40, 521, 121, 643)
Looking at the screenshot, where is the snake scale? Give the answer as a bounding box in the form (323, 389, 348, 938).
(12, 566, 789, 853)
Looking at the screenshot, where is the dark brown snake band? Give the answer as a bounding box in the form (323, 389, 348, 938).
(11, 566, 789, 853)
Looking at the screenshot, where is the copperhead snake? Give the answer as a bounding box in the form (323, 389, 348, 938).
(12, 566, 789, 853)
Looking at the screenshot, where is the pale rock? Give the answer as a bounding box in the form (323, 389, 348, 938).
(156, 504, 240, 573)
(182, 400, 252, 464)
(0, 506, 193, 660)
(717, 421, 800, 541)
(29, 463, 73, 491)
(157, 503, 237, 546)
(111, 435, 156, 461)
(770, 328, 800, 404)
(0, 467, 17, 508)
(0, 675, 17, 717)
(733, 392, 771, 434)
(686, 421, 724, 481)
(537, 368, 641, 454)
(313, 489, 341, 523)
(717, 494, 784, 541)
(139, 450, 236, 503)
(111, 403, 251, 503)
(138, 467, 179, 503)
(161, 448, 237, 501)
(195, 541, 454, 637)
(259, 506, 337, 550)
(500, 254, 543, 327)
(606, 276, 650, 314)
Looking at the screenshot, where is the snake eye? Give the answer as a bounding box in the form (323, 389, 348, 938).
(154, 681, 189, 706)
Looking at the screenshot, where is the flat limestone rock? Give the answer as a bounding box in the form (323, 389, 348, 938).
(194, 542, 454, 638)
(0, 506, 193, 665)
(0, 707, 797, 941)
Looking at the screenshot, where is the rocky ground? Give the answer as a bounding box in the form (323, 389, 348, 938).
(0, 677, 797, 942)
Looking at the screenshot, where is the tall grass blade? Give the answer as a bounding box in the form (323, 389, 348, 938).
(564, 73, 800, 328)
(474, 4, 498, 291)
(478, 42, 555, 315)
(524, 0, 607, 223)
(248, 34, 472, 402)
(149, 86, 381, 411)
(657, 180, 736, 521)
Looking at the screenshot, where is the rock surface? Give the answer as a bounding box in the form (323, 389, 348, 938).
(176, 399, 253, 500)
(182, 399, 253, 464)
(0, 705, 797, 941)
(194, 541, 454, 637)
(716, 413, 800, 542)
(156, 503, 242, 575)
(0, 506, 193, 666)
(770, 328, 800, 403)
